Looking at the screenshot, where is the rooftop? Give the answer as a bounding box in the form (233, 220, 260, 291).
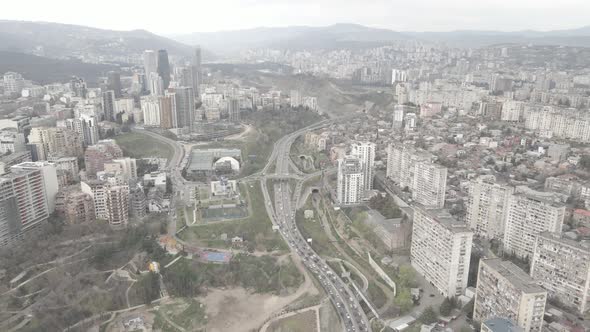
(482, 259, 546, 294)
(483, 317, 523, 332)
(415, 205, 471, 233)
(538, 231, 590, 251)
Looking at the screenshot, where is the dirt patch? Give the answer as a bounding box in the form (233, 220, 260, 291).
(319, 301, 342, 332)
(202, 287, 303, 332)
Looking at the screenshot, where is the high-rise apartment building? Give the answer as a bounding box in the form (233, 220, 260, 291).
(336, 156, 364, 205)
(3, 72, 24, 95)
(148, 72, 164, 96)
(48, 157, 79, 183)
(170, 86, 194, 129)
(0, 167, 50, 246)
(64, 114, 99, 146)
(129, 183, 147, 220)
(503, 193, 565, 258)
(290, 90, 302, 107)
(351, 142, 375, 192)
(386, 144, 433, 191)
(105, 185, 129, 226)
(81, 180, 129, 226)
(412, 161, 447, 208)
(102, 90, 116, 122)
(141, 96, 161, 126)
(159, 94, 176, 129)
(530, 232, 590, 314)
(392, 105, 406, 129)
(104, 157, 137, 181)
(55, 186, 96, 224)
(143, 50, 158, 78)
(466, 176, 514, 239)
(156, 49, 171, 89)
(106, 71, 122, 97)
(28, 127, 83, 160)
(191, 46, 202, 98)
(410, 206, 472, 297)
(69, 76, 87, 98)
(11, 162, 59, 213)
(474, 259, 547, 332)
(84, 140, 124, 177)
(0, 130, 26, 154)
(228, 98, 240, 122)
(175, 66, 193, 88)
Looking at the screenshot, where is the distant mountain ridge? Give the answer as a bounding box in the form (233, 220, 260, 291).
(171, 24, 411, 54)
(2, 20, 590, 62)
(0, 51, 118, 85)
(0, 20, 194, 59)
(172, 23, 590, 53)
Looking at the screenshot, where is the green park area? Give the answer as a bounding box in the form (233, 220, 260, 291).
(153, 299, 207, 332)
(290, 137, 331, 173)
(178, 183, 287, 252)
(197, 108, 324, 176)
(114, 132, 173, 159)
(162, 254, 303, 296)
(295, 199, 339, 258)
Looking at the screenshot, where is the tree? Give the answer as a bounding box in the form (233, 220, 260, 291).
(440, 297, 459, 316)
(397, 264, 418, 288)
(394, 288, 413, 313)
(463, 298, 475, 319)
(579, 155, 590, 171)
(138, 272, 161, 304)
(419, 306, 438, 324)
(468, 250, 482, 287)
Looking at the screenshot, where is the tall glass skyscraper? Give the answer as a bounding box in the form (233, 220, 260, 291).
(156, 49, 171, 89)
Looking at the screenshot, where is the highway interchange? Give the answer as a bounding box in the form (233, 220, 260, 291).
(135, 118, 372, 331)
(260, 121, 371, 332)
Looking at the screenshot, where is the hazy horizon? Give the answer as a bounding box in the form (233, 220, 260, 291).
(2, 0, 590, 35)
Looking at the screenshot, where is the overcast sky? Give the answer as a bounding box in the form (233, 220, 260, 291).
(3, 0, 590, 34)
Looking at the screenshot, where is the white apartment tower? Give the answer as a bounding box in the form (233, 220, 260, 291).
(104, 157, 137, 181)
(386, 144, 433, 191)
(228, 98, 240, 122)
(141, 96, 161, 126)
(0, 168, 50, 246)
(466, 176, 514, 239)
(337, 156, 364, 205)
(148, 72, 164, 96)
(81, 180, 129, 226)
(503, 193, 565, 259)
(412, 161, 447, 208)
(290, 90, 302, 107)
(10, 162, 59, 213)
(531, 232, 590, 314)
(410, 206, 473, 297)
(143, 50, 158, 79)
(3, 72, 25, 95)
(474, 259, 547, 332)
(351, 142, 375, 191)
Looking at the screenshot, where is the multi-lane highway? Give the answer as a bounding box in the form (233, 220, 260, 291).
(135, 118, 371, 331)
(260, 121, 371, 332)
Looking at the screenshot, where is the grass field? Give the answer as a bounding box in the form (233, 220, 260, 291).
(295, 199, 339, 258)
(179, 183, 287, 252)
(153, 299, 207, 332)
(114, 132, 173, 160)
(268, 309, 317, 332)
(201, 206, 248, 221)
(367, 281, 387, 309)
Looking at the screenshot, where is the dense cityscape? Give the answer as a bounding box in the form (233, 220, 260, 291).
(0, 7, 590, 332)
